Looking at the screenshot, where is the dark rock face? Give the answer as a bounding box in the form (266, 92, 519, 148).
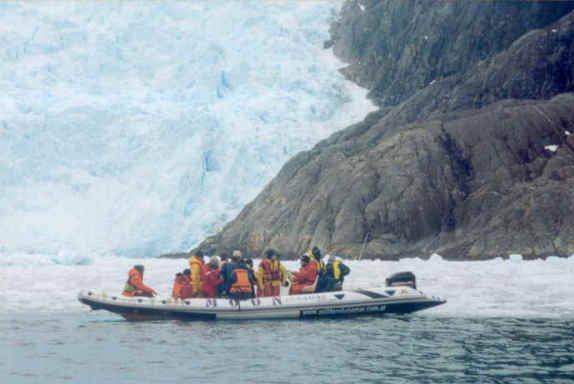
(329, 0, 574, 107)
(197, 1, 574, 260)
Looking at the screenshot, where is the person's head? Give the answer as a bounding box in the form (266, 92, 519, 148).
(183, 269, 191, 277)
(220, 251, 229, 262)
(208, 256, 220, 269)
(134, 265, 144, 274)
(265, 249, 275, 259)
(195, 250, 204, 261)
(327, 254, 336, 264)
(312, 246, 322, 260)
(232, 250, 242, 262)
(245, 258, 254, 269)
(301, 255, 310, 266)
(175, 272, 182, 278)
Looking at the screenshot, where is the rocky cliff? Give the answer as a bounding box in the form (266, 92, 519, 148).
(196, 1, 574, 260)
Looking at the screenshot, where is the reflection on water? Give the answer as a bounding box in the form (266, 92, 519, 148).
(1, 313, 573, 384)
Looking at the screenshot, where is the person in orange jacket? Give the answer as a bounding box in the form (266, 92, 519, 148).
(290, 255, 318, 295)
(257, 249, 287, 297)
(179, 269, 194, 299)
(229, 259, 257, 300)
(256, 250, 273, 297)
(122, 265, 157, 297)
(172, 272, 184, 298)
(202, 256, 224, 298)
(188, 250, 206, 297)
(172, 269, 192, 299)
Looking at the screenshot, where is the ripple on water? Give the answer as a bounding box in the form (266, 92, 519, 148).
(1, 313, 574, 383)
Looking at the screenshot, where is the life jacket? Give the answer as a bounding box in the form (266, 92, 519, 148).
(172, 275, 188, 298)
(123, 268, 141, 295)
(270, 260, 282, 281)
(259, 259, 272, 282)
(332, 260, 342, 280)
(230, 268, 253, 294)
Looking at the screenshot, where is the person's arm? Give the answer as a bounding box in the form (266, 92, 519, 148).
(292, 269, 302, 282)
(296, 266, 314, 285)
(229, 271, 237, 286)
(132, 274, 156, 295)
(190, 263, 201, 292)
(341, 263, 350, 277)
(211, 270, 224, 287)
(249, 270, 257, 293)
(255, 268, 264, 289)
(280, 263, 288, 283)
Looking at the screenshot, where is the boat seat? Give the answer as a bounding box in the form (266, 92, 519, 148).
(301, 276, 319, 294)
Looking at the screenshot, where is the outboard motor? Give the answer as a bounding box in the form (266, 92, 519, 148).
(386, 271, 416, 289)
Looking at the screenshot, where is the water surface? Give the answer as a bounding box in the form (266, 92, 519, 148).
(2, 312, 572, 384)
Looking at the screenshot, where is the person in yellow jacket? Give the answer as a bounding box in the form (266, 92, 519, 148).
(323, 255, 351, 292)
(268, 250, 287, 296)
(188, 250, 206, 297)
(256, 249, 287, 297)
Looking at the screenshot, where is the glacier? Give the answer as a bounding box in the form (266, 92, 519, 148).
(0, 1, 375, 260)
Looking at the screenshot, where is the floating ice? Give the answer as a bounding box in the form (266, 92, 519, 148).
(1, 257, 573, 318)
(545, 144, 558, 152)
(509, 254, 523, 262)
(429, 253, 444, 262)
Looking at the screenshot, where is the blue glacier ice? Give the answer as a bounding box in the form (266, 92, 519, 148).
(0, 1, 374, 261)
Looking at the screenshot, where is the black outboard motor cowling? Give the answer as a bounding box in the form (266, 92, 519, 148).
(386, 271, 416, 289)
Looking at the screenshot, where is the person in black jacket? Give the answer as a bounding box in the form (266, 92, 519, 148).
(219, 250, 240, 297)
(323, 255, 351, 292)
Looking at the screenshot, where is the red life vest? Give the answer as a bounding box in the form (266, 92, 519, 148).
(259, 259, 272, 282)
(230, 269, 252, 294)
(270, 260, 282, 281)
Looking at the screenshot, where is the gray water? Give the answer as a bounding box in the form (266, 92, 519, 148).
(1, 312, 573, 384)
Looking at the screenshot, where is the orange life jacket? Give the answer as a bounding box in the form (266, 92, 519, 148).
(123, 268, 154, 296)
(230, 269, 252, 294)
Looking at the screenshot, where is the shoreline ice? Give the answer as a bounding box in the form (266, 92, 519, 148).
(1, 256, 572, 318)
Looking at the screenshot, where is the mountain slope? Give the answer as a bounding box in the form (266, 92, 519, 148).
(197, 1, 574, 260)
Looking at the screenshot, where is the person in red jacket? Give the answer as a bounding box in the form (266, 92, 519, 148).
(172, 272, 184, 298)
(122, 265, 157, 297)
(179, 269, 194, 299)
(202, 257, 224, 298)
(290, 255, 318, 295)
(172, 269, 192, 299)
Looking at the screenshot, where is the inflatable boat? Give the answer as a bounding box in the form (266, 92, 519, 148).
(78, 272, 445, 321)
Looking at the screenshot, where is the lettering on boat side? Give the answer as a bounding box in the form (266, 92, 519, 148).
(284, 294, 328, 304)
(272, 297, 282, 306)
(206, 299, 217, 308)
(251, 298, 261, 306)
(301, 305, 386, 317)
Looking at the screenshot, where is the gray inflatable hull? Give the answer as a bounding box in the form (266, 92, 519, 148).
(78, 286, 445, 321)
